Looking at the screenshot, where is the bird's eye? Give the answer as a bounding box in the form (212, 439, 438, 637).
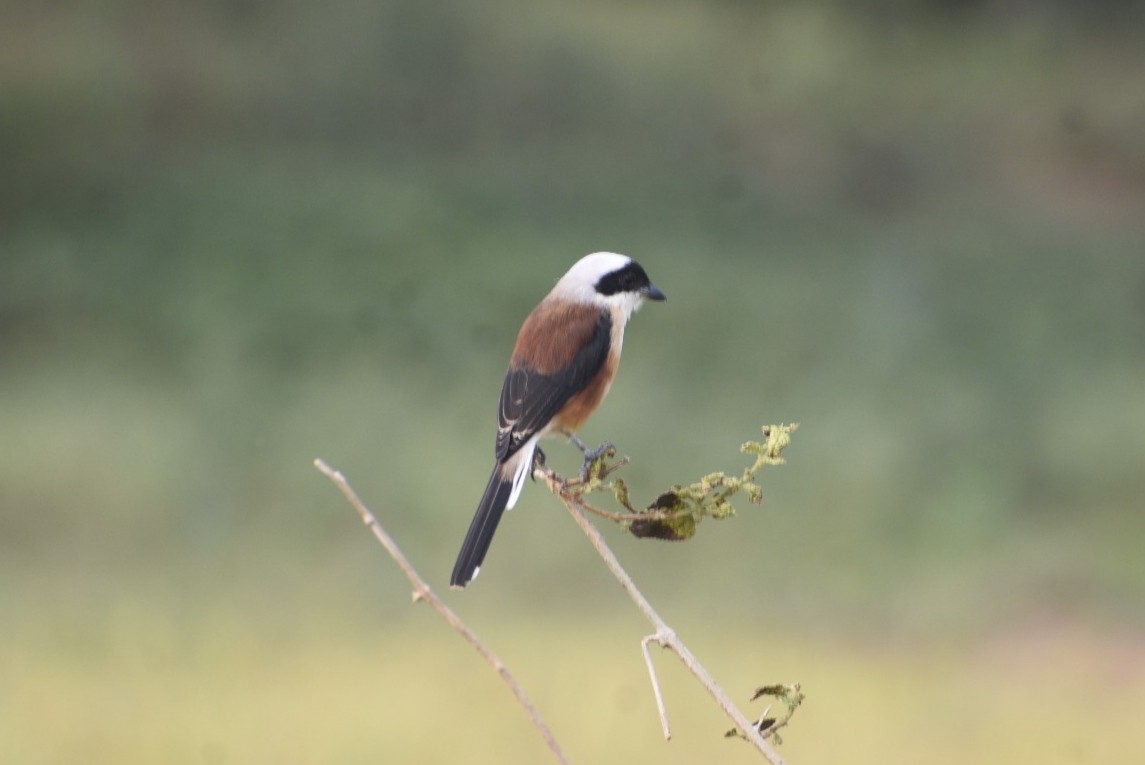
(595, 264, 648, 297)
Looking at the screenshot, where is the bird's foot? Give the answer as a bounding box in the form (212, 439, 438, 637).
(530, 445, 547, 482)
(577, 440, 615, 483)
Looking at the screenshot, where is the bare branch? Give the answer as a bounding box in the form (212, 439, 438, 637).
(536, 461, 790, 765)
(313, 458, 570, 765)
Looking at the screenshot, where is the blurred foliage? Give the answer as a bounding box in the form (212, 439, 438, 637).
(4, 0, 1145, 619)
(1, 1, 1144, 760)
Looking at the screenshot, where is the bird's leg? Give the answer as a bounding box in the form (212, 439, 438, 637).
(568, 433, 592, 456)
(568, 433, 614, 482)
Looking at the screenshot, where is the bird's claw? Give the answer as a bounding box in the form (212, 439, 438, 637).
(578, 441, 614, 483)
(530, 446, 547, 482)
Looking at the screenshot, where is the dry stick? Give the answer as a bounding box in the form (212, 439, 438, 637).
(538, 469, 789, 765)
(313, 458, 570, 765)
(641, 634, 672, 740)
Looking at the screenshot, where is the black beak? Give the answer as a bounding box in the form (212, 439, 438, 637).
(642, 284, 667, 302)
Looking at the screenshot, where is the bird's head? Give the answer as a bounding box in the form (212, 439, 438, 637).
(553, 252, 666, 317)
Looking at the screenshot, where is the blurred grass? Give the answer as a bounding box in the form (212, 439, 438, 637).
(2, 0, 1145, 761)
(5, 604, 1144, 764)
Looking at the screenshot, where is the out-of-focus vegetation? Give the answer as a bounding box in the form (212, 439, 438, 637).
(2, 1, 1144, 762)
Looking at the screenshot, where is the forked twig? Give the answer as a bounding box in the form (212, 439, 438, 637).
(536, 463, 789, 765)
(641, 633, 672, 740)
(313, 458, 570, 765)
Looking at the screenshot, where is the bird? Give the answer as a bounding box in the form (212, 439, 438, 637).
(450, 252, 666, 588)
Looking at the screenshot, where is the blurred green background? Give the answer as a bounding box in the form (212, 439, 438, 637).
(3, 1, 1144, 762)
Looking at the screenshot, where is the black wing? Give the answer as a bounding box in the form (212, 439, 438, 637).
(494, 313, 611, 462)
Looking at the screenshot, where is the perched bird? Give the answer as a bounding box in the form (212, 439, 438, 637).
(450, 252, 666, 588)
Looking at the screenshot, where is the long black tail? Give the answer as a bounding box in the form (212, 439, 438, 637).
(450, 466, 514, 588)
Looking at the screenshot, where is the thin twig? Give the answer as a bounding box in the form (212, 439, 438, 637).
(314, 458, 570, 765)
(576, 496, 676, 525)
(641, 633, 672, 740)
(537, 464, 789, 765)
